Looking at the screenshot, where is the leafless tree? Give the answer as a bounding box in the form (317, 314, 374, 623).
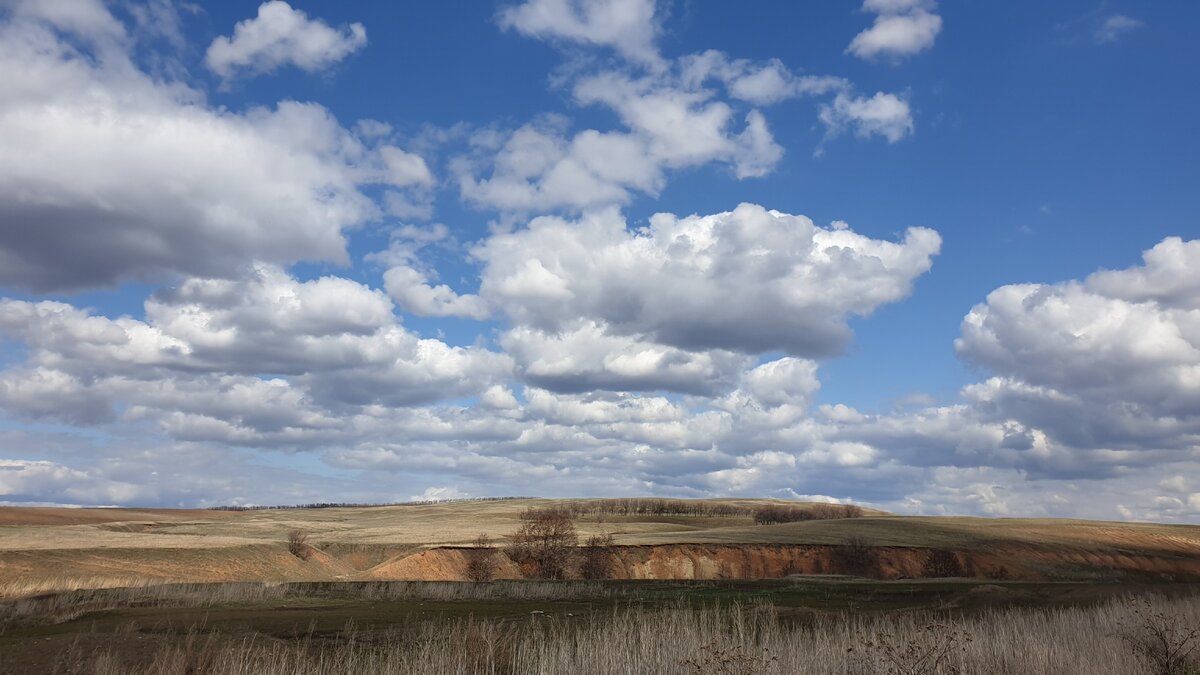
(581, 533, 616, 579)
(465, 533, 498, 582)
(506, 507, 578, 579)
(287, 529, 311, 560)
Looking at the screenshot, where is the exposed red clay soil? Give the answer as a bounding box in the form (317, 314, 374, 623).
(365, 548, 524, 581)
(364, 544, 1200, 582)
(4, 542, 1196, 592)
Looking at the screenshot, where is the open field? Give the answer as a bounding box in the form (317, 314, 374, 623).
(1, 498, 1199, 595)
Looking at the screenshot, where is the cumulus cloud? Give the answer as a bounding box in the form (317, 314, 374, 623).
(848, 0, 942, 61)
(205, 1, 367, 81)
(952, 237, 1200, 454)
(497, 0, 661, 66)
(476, 204, 941, 357)
(809, 236, 1200, 494)
(468, 7, 917, 214)
(0, 265, 511, 433)
(819, 92, 914, 144)
(0, 2, 429, 292)
(0, 459, 140, 505)
(501, 321, 752, 395)
(456, 70, 788, 213)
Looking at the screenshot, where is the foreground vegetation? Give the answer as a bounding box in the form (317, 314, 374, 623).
(0, 580, 1197, 674)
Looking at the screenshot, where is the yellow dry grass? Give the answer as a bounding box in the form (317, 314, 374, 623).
(1, 498, 1197, 596)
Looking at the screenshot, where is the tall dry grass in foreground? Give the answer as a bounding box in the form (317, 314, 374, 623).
(57, 594, 1200, 674)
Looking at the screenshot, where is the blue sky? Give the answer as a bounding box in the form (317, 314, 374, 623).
(0, 0, 1197, 520)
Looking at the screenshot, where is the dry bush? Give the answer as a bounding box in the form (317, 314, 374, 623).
(581, 534, 616, 580)
(833, 535, 880, 578)
(850, 622, 973, 674)
(921, 549, 967, 578)
(752, 503, 863, 525)
(286, 530, 311, 560)
(505, 507, 578, 579)
(681, 639, 778, 675)
(1119, 596, 1200, 675)
(465, 534, 498, 582)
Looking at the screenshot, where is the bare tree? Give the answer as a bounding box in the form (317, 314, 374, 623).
(921, 549, 966, 578)
(581, 533, 616, 579)
(506, 507, 578, 579)
(465, 533, 498, 582)
(834, 535, 880, 577)
(287, 529, 311, 560)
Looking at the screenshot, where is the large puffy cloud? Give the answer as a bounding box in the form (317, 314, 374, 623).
(955, 237, 1200, 451)
(477, 204, 941, 358)
(497, 0, 661, 66)
(847, 0, 942, 61)
(0, 2, 427, 292)
(205, 1, 368, 81)
(0, 266, 512, 431)
(821, 237, 1200, 489)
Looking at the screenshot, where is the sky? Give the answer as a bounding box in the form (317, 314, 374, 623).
(0, 0, 1197, 520)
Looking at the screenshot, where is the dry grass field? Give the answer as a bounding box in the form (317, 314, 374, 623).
(1, 498, 1198, 596)
(2, 494, 1200, 593)
(1, 499, 1198, 673)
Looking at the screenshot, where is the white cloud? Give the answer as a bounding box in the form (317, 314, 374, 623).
(1095, 14, 1142, 44)
(0, 2, 430, 292)
(0, 459, 140, 505)
(205, 1, 367, 81)
(679, 51, 850, 106)
(819, 92, 914, 143)
(476, 204, 941, 357)
(410, 486, 470, 502)
(501, 321, 752, 395)
(848, 0, 942, 61)
(464, 19, 913, 214)
(497, 0, 661, 66)
(383, 265, 491, 320)
(457, 70, 787, 213)
(0, 265, 512, 429)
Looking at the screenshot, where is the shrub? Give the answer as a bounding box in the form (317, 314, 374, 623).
(850, 622, 972, 674)
(681, 638, 778, 675)
(581, 534, 615, 580)
(1118, 596, 1200, 675)
(465, 534, 498, 582)
(286, 530, 310, 560)
(833, 535, 880, 578)
(921, 549, 966, 578)
(505, 507, 578, 579)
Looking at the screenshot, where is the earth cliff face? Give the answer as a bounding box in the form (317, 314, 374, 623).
(362, 543, 1200, 583)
